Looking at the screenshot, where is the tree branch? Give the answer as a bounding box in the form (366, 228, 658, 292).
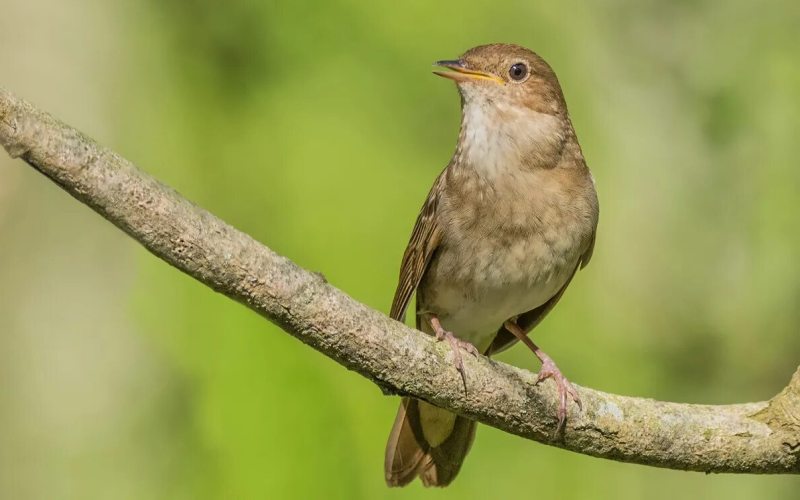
(1, 87, 798, 474)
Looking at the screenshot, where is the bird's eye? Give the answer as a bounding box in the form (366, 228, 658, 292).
(509, 62, 528, 81)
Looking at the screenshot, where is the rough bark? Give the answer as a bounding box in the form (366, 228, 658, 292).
(1, 87, 798, 474)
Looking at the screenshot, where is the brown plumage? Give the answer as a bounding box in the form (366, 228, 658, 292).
(385, 44, 599, 487)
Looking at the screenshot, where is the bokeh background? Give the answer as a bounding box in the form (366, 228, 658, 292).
(1, 1, 799, 498)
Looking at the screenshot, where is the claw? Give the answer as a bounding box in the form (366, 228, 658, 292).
(430, 316, 479, 393)
(536, 356, 581, 434)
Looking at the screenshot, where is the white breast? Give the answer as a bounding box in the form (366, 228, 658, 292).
(460, 100, 562, 180)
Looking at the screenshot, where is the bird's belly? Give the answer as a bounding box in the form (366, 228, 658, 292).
(419, 237, 581, 352)
(435, 282, 564, 351)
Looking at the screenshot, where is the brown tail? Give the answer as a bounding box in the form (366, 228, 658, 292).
(384, 398, 476, 487)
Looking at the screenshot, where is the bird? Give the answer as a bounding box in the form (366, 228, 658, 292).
(384, 43, 599, 487)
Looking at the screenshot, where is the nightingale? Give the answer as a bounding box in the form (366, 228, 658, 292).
(384, 44, 599, 487)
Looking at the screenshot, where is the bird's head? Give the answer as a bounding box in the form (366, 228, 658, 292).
(434, 43, 567, 117)
(434, 44, 571, 172)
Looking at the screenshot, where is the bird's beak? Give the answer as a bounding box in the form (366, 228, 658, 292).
(433, 60, 505, 84)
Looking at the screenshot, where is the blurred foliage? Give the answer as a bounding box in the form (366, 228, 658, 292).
(1, 0, 799, 498)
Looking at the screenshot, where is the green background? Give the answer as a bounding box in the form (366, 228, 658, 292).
(1, 1, 799, 498)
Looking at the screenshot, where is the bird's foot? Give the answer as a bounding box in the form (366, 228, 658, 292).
(535, 351, 582, 434)
(429, 316, 479, 392)
(502, 320, 582, 434)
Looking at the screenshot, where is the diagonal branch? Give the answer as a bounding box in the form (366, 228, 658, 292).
(1, 87, 798, 474)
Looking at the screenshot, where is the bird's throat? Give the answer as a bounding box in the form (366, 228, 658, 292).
(456, 101, 566, 178)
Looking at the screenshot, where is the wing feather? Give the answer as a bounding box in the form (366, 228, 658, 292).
(389, 173, 446, 322)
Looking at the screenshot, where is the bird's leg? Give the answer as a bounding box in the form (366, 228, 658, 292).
(428, 315, 479, 392)
(503, 320, 581, 434)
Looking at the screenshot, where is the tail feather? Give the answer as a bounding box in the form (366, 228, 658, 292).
(385, 398, 430, 486)
(385, 398, 476, 487)
(419, 413, 476, 487)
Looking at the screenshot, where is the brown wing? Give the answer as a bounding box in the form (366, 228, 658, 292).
(485, 230, 596, 356)
(389, 173, 446, 322)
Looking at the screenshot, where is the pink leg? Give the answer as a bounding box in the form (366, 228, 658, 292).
(428, 316, 479, 392)
(503, 320, 581, 434)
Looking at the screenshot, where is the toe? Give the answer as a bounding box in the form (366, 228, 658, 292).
(535, 367, 554, 385)
(556, 401, 567, 433)
(568, 386, 582, 411)
(453, 357, 468, 393)
(535, 371, 548, 385)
